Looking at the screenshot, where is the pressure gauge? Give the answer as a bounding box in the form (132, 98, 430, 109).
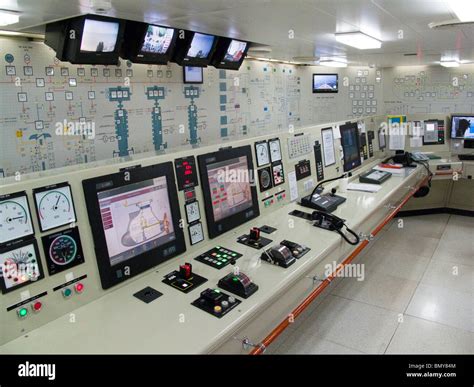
(42, 227, 85, 275)
(268, 138, 282, 162)
(258, 167, 273, 192)
(0, 240, 44, 294)
(185, 201, 201, 223)
(0, 192, 34, 245)
(188, 222, 204, 245)
(34, 183, 76, 232)
(255, 141, 270, 167)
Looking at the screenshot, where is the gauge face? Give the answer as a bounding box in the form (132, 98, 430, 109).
(49, 235, 77, 266)
(272, 162, 285, 186)
(185, 201, 200, 223)
(188, 222, 204, 245)
(269, 138, 282, 162)
(0, 193, 34, 244)
(0, 240, 44, 294)
(42, 227, 85, 275)
(34, 183, 76, 231)
(258, 167, 273, 192)
(255, 141, 270, 167)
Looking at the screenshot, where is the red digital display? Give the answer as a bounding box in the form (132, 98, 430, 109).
(174, 156, 199, 191)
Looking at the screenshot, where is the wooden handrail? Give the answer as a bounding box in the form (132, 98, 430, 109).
(250, 174, 430, 355)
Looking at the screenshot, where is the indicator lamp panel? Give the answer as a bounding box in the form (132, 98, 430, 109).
(174, 156, 199, 191)
(0, 239, 44, 294)
(41, 227, 85, 275)
(0, 191, 34, 245)
(33, 182, 77, 232)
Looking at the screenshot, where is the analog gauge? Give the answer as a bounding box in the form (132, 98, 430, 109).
(185, 201, 201, 223)
(269, 138, 282, 162)
(0, 192, 34, 244)
(255, 141, 270, 167)
(188, 222, 204, 245)
(272, 162, 285, 186)
(34, 183, 76, 231)
(258, 167, 273, 192)
(0, 240, 44, 294)
(42, 227, 85, 275)
(49, 234, 77, 266)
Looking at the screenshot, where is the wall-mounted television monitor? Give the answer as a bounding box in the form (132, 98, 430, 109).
(82, 162, 186, 289)
(121, 21, 177, 64)
(450, 114, 474, 139)
(340, 122, 362, 172)
(197, 146, 260, 239)
(183, 66, 203, 84)
(211, 38, 250, 70)
(45, 14, 125, 65)
(313, 74, 338, 93)
(172, 31, 218, 67)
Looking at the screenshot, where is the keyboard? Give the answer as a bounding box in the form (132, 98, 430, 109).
(458, 154, 474, 161)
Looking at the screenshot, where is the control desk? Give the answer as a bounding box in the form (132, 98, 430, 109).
(0, 118, 430, 354)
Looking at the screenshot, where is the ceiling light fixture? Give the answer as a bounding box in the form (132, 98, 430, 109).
(319, 58, 348, 68)
(0, 9, 20, 26)
(448, 0, 474, 22)
(439, 59, 460, 67)
(335, 31, 382, 49)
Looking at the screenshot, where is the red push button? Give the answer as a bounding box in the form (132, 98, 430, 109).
(74, 282, 84, 294)
(32, 301, 42, 313)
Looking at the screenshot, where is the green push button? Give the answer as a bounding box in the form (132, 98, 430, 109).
(62, 288, 73, 298)
(17, 307, 28, 319)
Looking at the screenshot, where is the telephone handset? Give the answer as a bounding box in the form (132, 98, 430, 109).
(311, 210, 360, 245)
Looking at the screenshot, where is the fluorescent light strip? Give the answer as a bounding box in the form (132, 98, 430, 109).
(320, 59, 347, 68)
(0, 10, 20, 26)
(440, 59, 460, 67)
(335, 31, 382, 49)
(449, 0, 474, 22)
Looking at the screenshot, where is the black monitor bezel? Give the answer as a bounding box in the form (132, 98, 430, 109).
(121, 21, 177, 64)
(172, 30, 218, 67)
(340, 122, 362, 172)
(450, 114, 474, 139)
(210, 37, 250, 70)
(183, 66, 204, 84)
(197, 145, 260, 239)
(64, 14, 125, 65)
(312, 73, 339, 93)
(82, 162, 186, 289)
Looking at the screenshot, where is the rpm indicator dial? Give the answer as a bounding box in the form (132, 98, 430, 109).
(34, 183, 76, 231)
(0, 192, 34, 244)
(49, 234, 77, 266)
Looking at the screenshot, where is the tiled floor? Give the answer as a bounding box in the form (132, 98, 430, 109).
(269, 214, 474, 354)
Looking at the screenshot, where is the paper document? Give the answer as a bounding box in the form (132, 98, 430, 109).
(288, 171, 298, 202)
(347, 183, 382, 193)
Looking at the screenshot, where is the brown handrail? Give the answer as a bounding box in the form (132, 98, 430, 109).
(250, 174, 430, 355)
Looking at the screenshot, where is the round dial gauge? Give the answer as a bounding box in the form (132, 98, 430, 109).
(255, 142, 270, 166)
(0, 195, 34, 244)
(259, 169, 272, 190)
(34, 185, 76, 231)
(2, 248, 39, 288)
(269, 139, 282, 162)
(49, 235, 77, 266)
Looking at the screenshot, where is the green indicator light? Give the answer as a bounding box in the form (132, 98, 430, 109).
(233, 277, 239, 282)
(232, 253, 237, 257)
(216, 262, 222, 265)
(63, 288, 72, 297)
(18, 308, 28, 318)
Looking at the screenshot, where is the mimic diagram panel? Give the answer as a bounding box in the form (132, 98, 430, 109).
(383, 66, 474, 115)
(0, 37, 386, 178)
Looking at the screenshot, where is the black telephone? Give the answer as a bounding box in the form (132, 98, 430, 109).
(311, 211, 360, 245)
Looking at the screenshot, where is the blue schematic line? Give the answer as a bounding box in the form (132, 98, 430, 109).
(184, 86, 201, 145)
(146, 86, 166, 151)
(108, 86, 132, 157)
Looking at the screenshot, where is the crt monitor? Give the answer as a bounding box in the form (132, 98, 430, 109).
(183, 66, 203, 84)
(211, 38, 250, 70)
(82, 162, 186, 289)
(45, 14, 125, 65)
(121, 21, 177, 64)
(313, 74, 338, 93)
(340, 122, 362, 172)
(198, 146, 260, 239)
(450, 114, 474, 139)
(172, 31, 218, 67)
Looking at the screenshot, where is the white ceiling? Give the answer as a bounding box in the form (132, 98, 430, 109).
(1, 0, 473, 67)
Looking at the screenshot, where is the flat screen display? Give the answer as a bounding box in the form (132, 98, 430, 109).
(187, 33, 215, 58)
(183, 66, 203, 84)
(340, 123, 361, 172)
(206, 156, 253, 222)
(80, 19, 120, 53)
(313, 74, 338, 93)
(97, 176, 175, 266)
(140, 25, 174, 54)
(451, 115, 474, 139)
(224, 40, 247, 62)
